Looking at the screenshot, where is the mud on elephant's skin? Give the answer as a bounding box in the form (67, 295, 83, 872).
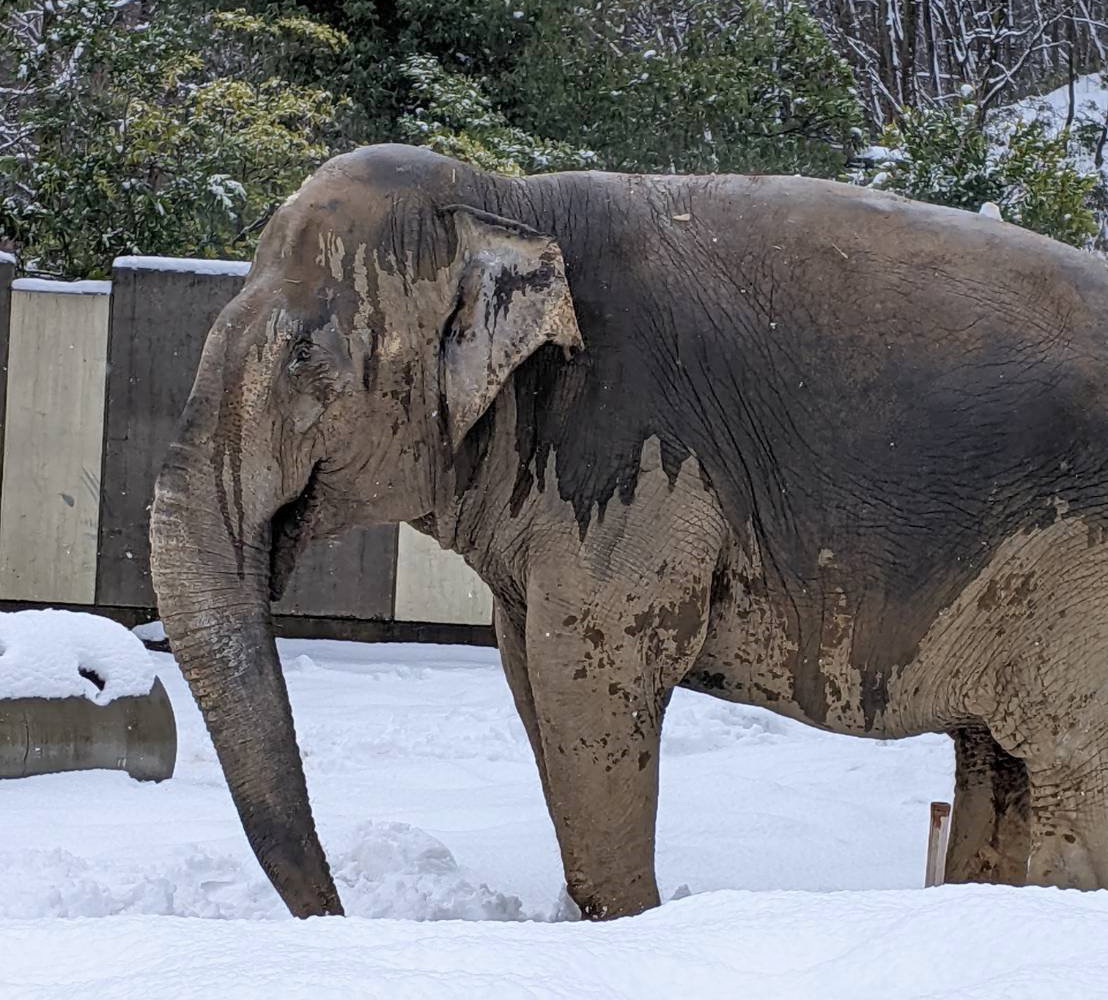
(150, 143, 1108, 918)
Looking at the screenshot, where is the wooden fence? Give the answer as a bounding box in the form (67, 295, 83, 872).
(0, 255, 494, 644)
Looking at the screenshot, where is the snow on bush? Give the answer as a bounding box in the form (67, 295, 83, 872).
(0, 610, 157, 704)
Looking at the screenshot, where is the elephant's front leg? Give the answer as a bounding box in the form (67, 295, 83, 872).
(525, 553, 718, 918)
(493, 600, 552, 803)
(526, 599, 668, 919)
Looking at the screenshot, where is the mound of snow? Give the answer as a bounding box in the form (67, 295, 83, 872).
(1013, 72, 1108, 129)
(1009, 73, 1108, 190)
(0, 819, 529, 922)
(0, 844, 278, 920)
(283, 653, 315, 673)
(0, 610, 157, 704)
(661, 698, 797, 755)
(331, 820, 527, 921)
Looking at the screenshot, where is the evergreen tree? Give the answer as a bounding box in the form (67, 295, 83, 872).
(500, 0, 865, 176)
(227, 0, 866, 179)
(398, 56, 596, 175)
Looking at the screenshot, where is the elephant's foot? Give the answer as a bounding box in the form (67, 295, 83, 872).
(566, 869, 661, 921)
(945, 725, 1030, 884)
(535, 672, 665, 921)
(1025, 762, 1108, 890)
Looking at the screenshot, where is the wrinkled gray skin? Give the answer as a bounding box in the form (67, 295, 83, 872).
(151, 144, 1108, 919)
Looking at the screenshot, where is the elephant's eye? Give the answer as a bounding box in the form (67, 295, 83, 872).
(291, 341, 314, 367)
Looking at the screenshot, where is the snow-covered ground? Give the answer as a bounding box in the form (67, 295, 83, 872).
(3, 635, 1107, 998)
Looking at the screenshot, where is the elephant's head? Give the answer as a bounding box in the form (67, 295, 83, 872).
(149, 145, 581, 916)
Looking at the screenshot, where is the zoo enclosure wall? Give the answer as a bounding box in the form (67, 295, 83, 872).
(0, 254, 494, 646)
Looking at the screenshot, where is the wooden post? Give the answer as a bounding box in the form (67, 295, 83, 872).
(925, 801, 952, 887)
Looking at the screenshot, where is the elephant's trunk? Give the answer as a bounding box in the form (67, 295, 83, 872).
(150, 444, 343, 918)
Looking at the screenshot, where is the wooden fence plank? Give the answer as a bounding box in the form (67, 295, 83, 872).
(0, 282, 110, 602)
(96, 260, 249, 607)
(273, 529, 398, 619)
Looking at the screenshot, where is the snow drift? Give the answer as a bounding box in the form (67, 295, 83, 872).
(0, 610, 157, 704)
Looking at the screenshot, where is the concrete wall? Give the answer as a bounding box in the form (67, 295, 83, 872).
(96, 258, 250, 607)
(0, 280, 110, 603)
(97, 257, 401, 620)
(394, 524, 494, 626)
(0, 257, 493, 633)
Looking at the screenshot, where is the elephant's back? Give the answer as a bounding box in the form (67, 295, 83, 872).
(515, 166, 1108, 722)
(518, 165, 1108, 538)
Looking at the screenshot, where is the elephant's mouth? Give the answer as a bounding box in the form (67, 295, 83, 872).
(269, 462, 323, 602)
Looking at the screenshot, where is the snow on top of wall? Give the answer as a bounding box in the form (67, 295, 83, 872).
(0, 251, 15, 266)
(113, 255, 251, 276)
(12, 278, 111, 295)
(0, 610, 157, 704)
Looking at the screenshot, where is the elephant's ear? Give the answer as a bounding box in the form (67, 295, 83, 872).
(440, 206, 583, 450)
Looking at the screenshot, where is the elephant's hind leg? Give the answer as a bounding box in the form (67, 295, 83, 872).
(945, 725, 1030, 885)
(1024, 757, 1108, 889)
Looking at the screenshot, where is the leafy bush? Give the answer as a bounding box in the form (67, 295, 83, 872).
(0, 0, 350, 277)
(869, 100, 1097, 247)
(398, 56, 596, 176)
(258, 0, 865, 180)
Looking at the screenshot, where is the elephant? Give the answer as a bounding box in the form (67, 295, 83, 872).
(150, 143, 1108, 920)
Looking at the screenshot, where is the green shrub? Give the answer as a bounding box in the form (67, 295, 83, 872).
(870, 100, 1097, 248)
(501, 0, 865, 177)
(398, 56, 596, 176)
(0, 0, 349, 277)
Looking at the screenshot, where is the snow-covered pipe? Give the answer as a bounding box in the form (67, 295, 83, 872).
(0, 610, 176, 781)
(0, 676, 176, 781)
